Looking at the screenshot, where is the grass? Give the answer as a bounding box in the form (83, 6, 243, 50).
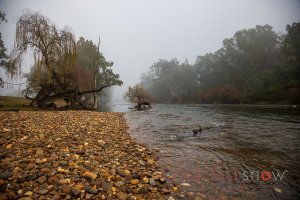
(0, 96, 36, 111)
(0, 96, 67, 111)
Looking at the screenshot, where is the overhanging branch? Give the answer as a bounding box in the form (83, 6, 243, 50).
(78, 85, 113, 95)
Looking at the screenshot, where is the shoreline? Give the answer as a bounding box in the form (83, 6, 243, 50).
(0, 111, 175, 199)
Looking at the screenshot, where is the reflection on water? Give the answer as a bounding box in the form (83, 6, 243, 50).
(101, 103, 300, 199)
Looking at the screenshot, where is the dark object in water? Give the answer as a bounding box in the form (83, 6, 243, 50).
(192, 125, 202, 136)
(134, 102, 151, 111)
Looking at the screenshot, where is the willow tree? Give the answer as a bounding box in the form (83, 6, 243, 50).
(11, 10, 122, 109)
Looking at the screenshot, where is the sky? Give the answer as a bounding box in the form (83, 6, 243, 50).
(0, 0, 300, 99)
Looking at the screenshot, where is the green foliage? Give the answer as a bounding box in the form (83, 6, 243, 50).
(0, 11, 8, 87)
(140, 58, 197, 102)
(138, 23, 300, 104)
(74, 37, 122, 102)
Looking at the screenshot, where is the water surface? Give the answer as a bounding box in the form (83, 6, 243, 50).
(100, 103, 300, 199)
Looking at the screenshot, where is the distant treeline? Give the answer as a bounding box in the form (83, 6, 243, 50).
(139, 23, 300, 104)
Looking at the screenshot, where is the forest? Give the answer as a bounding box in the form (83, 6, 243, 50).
(135, 23, 300, 104)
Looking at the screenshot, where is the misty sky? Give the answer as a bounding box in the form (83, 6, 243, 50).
(0, 0, 300, 100)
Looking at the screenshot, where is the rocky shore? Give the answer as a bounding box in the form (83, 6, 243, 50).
(0, 111, 176, 200)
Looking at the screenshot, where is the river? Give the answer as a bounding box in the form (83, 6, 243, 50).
(100, 103, 300, 199)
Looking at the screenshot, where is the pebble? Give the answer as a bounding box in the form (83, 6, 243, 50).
(62, 185, 72, 193)
(117, 169, 127, 177)
(131, 179, 139, 185)
(274, 187, 282, 193)
(38, 189, 49, 195)
(181, 182, 191, 186)
(59, 178, 71, 185)
(149, 178, 156, 186)
(0, 171, 12, 179)
(83, 171, 97, 179)
(74, 184, 84, 190)
(117, 192, 128, 200)
(24, 191, 33, 196)
(0, 179, 5, 186)
(102, 181, 112, 192)
(36, 176, 47, 184)
(72, 187, 81, 196)
(0, 111, 175, 200)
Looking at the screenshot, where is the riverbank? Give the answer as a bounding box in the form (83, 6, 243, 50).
(0, 111, 175, 199)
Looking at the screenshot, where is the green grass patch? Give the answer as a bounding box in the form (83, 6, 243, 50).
(0, 96, 39, 111)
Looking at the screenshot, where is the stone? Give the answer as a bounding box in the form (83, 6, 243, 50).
(142, 177, 149, 183)
(39, 189, 49, 195)
(90, 188, 99, 194)
(35, 158, 43, 164)
(71, 188, 80, 196)
(131, 173, 141, 180)
(131, 179, 139, 185)
(85, 193, 92, 199)
(37, 176, 47, 184)
(159, 177, 166, 183)
(168, 196, 175, 200)
(187, 192, 195, 197)
(116, 169, 126, 177)
(0, 179, 5, 186)
(137, 186, 148, 194)
(74, 184, 84, 190)
(181, 182, 191, 186)
(149, 178, 156, 186)
(48, 176, 58, 184)
(18, 198, 32, 200)
(24, 191, 33, 196)
(117, 192, 128, 200)
(0, 171, 12, 179)
(62, 185, 72, 194)
(36, 148, 44, 156)
(138, 160, 145, 166)
(274, 187, 282, 193)
(57, 167, 69, 173)
(83, 171, 97, 179)
(59, 178, 71, 185)
(162, 188, 171, 194)
(102, 181, 112, 192)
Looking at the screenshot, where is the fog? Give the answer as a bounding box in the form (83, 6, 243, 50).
(0, 0, 300, 100)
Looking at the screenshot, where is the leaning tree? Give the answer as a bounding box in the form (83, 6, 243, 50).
(9, 10, 122, 109)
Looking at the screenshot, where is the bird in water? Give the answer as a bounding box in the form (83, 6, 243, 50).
(192, 124, 202, 136)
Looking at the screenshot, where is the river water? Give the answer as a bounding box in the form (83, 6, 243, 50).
(100, 103, 300, 199)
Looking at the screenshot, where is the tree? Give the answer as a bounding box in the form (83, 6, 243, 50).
(124, 84, 150, 110)
(11, 10, 122, 109)
(74, 37, 120, 106)
(0, 11, 11, 87)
